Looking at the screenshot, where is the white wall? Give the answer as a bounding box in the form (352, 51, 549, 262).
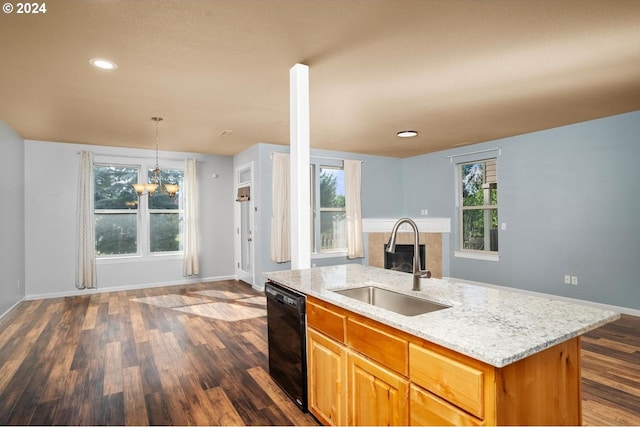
(0, 120, 26, 317)
(24, 140, 235, 298)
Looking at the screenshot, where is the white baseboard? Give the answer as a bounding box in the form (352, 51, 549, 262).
(446, 276, 640, 317)
(0, 296, 26, 322)
(25, 275, 237, 301)
(252, 282, 266, 292)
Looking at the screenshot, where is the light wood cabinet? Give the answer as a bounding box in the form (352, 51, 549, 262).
(307, 327, 347, 426)
(306, 296, 582, 426)
(347, 350, 409, 426)
(494, 336, 582, 426)
(308, 298, 410, 426)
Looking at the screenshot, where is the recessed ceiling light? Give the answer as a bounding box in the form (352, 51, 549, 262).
(89, 58, 118, 70)
(397, 130, 418, 138)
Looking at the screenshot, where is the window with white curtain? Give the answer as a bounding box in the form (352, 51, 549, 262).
(93, 163, 184, 257)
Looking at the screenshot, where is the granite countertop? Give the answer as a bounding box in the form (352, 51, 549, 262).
(264, 264, 619, 368)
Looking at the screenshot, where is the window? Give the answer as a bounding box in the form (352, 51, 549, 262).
(94, 163, 183, 257)
(311, 165, 347, 253)
(94, 165, 139, 256)
(458, 159, 498, 254)
(148, 168, 183, 253)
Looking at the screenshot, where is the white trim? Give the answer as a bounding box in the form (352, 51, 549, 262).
(234, 161, 255, 286)
(446, 276, 640, 317)
(454, 250, 499, 262)
(97, 253, 184, 264)
(252, 281, 267, 292)
(25, 275, 235, 301)
(90, 153, 186, 164)
(446, 147, 501, 163)
(312, 251, 348, 259)
(362, 218, 451, 234)
(0, 297, 26, 322)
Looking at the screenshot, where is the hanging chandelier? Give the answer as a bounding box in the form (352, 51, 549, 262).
(132, 117, 179, 198)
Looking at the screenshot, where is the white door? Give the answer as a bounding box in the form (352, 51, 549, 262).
(235, 163, 255, 285)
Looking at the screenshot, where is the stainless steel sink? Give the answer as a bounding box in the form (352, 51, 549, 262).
(332, 286, 450, 316)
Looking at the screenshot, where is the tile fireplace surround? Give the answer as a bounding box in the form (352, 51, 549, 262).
(363, 218, 450, 279)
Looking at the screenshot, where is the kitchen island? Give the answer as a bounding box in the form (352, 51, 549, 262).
(264, 264, 619, 426)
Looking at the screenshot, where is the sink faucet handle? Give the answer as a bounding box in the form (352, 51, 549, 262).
(420, 270, 432, 279)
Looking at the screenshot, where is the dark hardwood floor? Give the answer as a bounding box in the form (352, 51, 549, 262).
(0, 280, 317, 426)
(581, 314, 640, 425)
(0, 280, 638, 425)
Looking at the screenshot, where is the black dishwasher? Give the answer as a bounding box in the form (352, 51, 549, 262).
(265, 281, 308, 412)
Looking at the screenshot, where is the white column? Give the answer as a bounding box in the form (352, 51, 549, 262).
(290, 63, 311, 269)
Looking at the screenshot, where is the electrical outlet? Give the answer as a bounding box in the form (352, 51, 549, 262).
(17, 279, 21, 288)
(564, 275, 571, 284)
(571, 276, 578, 285)
(420, 209, 428, 215)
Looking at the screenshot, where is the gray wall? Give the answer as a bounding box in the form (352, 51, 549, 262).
(0, 120, 26, 317)
(24, 140, 235, 297)
(8, 110, 638, 311)
(403, 111, 640, 310)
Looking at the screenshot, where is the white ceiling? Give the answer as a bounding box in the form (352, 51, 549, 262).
(1, 0, 639, 158)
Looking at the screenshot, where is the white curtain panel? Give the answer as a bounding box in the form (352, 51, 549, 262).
(345, 159, 364, 259)
(270, 152, 291, 263)
(183, 158, 200, 276)
(76, 151, 97, 289)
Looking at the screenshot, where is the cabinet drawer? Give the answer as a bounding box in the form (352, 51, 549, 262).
(307, 299, 346, 343)
(347, 317, 408, 376)
(409, 343, 484, 419)
(410, 384, 483, 426)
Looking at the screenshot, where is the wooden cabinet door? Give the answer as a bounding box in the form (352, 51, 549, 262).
(307, 328, 347, 426)
(410, 384, 483, 426)
(347, 351, 409, 426)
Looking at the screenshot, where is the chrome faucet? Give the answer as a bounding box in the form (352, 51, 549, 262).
(386, 218, 431, 291)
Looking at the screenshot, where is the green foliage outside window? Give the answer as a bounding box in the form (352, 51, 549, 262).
(460, 161, 498, 252)
(320, 169, 345, 209)
(94, 166, 138, 209)
(148, 168, 183, 253)
(94, 166, 139, 255)
(150, 213, 182, 252)
(95, 213, 137, 255)
(319, 167, 346, 251)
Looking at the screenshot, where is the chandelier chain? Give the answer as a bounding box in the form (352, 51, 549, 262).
(151, 117, 163, 185)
